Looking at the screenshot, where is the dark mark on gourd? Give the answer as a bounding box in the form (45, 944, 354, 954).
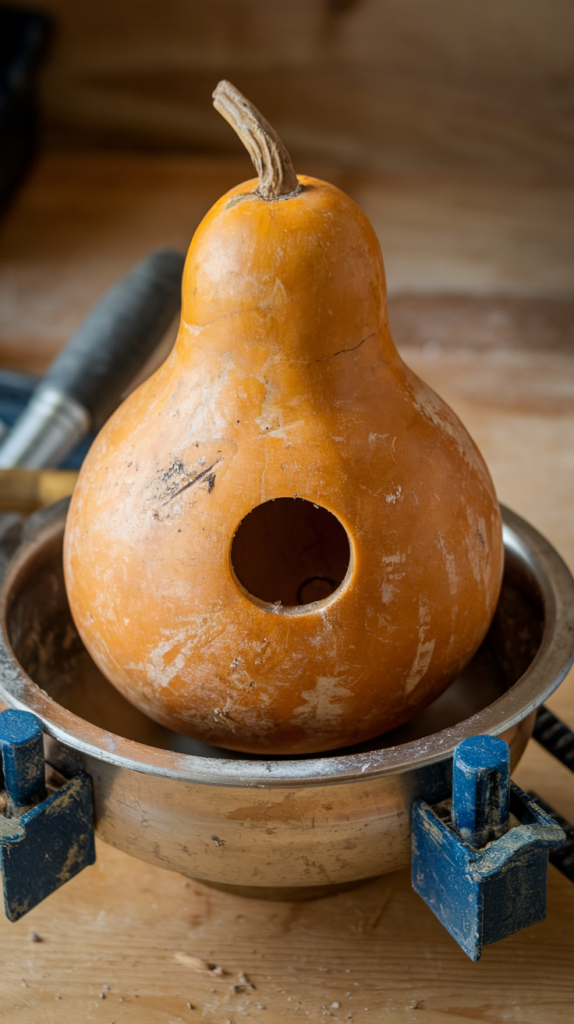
(162, 462, 219, 505)
(146, 456, 221, 507)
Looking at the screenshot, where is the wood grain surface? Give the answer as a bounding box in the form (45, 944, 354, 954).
(0, 154, 573, 1022)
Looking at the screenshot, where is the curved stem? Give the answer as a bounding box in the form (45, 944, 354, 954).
(213, 80, 300, 201)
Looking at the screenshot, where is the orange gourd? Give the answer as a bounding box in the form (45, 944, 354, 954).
(63, 83, 503, 755)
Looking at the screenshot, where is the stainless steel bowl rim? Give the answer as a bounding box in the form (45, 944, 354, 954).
(0, 504, 572, 789)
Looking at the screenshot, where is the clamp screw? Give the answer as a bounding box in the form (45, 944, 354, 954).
(452, 735, 510, 846)
(0, 710, 46, 811)
(0, 709, 95, 921)
(412, 734, 566, 960)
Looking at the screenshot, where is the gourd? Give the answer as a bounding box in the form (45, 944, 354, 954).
(63, 82, 503, 755)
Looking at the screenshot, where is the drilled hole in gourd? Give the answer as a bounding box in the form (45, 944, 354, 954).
(231, 498, 351, 608)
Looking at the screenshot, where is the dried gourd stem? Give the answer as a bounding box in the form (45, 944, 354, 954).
(213, 80, 300, 201)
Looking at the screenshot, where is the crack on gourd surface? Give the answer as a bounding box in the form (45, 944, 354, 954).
(183, 308, 259, 334)
(313, 332, 376, 363)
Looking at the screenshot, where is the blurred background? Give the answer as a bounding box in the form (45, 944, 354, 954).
(0, 0, 572, 469)
(13, 0, 574, 176)
(1, 0, 573, 331)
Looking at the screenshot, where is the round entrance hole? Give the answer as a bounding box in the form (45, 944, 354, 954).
(231, 498, 351, 608)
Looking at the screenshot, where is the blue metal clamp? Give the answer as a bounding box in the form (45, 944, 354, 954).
(411, 735, 566, 961)
(0, 709, 95, 921)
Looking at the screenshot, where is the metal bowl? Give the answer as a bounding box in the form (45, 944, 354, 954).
(0, 502, 572, 899)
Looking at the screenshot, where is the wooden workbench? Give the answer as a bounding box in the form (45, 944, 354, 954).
(0, 155, 573, 1023)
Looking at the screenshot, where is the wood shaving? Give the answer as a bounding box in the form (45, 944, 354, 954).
(174, 952, 226, 976)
